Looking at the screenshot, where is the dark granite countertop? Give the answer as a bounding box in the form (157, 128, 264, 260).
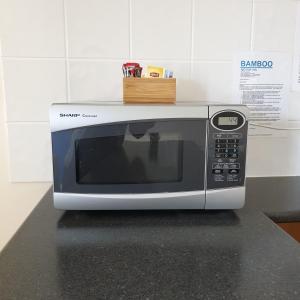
(0, 177, 300, 299)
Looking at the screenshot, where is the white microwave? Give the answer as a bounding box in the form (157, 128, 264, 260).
(50, 103, 248, 210)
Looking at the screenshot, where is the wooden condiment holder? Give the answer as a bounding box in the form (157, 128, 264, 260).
(123, 77, 176, 104)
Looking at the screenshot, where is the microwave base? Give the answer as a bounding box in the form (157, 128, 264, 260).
(53, 187, 244, 210)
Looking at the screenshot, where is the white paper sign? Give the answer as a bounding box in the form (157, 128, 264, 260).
(292, 2, 300, 91)
(293, 56, 300, 90)
(234, 52, 290, 137)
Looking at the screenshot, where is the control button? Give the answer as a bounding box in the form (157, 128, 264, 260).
(229, 153, 238, 158)
(214, 175, 225, 182)
(232, 134, 242, 139)
(228, 169, 239, 174)
(213, 169, 223, 174)
(214, 134, 224, 139)
(228, 144, 238, 148)
(228, 139, 240, 143)
(227, 176, 239, 182)
(215, 149, 228, 153)
(215, 153, 231, 158)
(215, 143, 226, 149)
(215, 139, 227, 144)
(212, 163, 222, 169)
(228, 148, 238, 153)
(229, 163, 240, 169)
(212, 163, 230, 169)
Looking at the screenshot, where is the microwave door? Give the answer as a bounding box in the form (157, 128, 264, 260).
(51, 119, 207, 210)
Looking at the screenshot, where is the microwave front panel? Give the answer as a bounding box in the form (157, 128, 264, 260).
(51, 119, 207, 194)
(206, 109, 248, 190)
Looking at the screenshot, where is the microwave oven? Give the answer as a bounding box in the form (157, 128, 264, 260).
(50, 103, 248, 210)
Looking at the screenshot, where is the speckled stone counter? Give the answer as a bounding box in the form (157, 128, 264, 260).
(0, 178, 300, 299)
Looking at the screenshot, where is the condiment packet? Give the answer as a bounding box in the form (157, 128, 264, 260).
(164, 69, 173, 78)
(122, 62, 143, 77)
(146, 66, 164, 78)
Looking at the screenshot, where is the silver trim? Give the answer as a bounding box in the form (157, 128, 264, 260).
(205, 187, 245, 209)
(209, 105, 249, 119)
(204, 120, 209, 208)
(210, 110, 246, 132)
(54, 191, 206, 210)
(50, 103, 208, 132)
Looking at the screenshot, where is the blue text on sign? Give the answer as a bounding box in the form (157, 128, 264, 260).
(240, 60, 273, 68)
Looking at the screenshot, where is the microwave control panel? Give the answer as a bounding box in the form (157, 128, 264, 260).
(206, 110, 248, 189)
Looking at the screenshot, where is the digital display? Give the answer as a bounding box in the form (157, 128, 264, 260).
(218, 116, 238, 126)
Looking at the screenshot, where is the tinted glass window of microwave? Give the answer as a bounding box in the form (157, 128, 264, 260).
(51, 119, 206, 193)
(75, 124, 184, 184)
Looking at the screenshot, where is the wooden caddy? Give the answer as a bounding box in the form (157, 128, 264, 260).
(123, 77, 176, 104)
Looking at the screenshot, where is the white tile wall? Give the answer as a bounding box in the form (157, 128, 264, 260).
(247, 129, 300, 177)
(7, 123, 52, 182)
(252, 0, 297, 52)
(193, 0, 252, 60)
(3, 59, 67, 121)
(288, 92, 300, 121)
(69, 60, 123, 101)
(65, 0, 130, 58)
(0, 0, 65, 57)
(190, 62, 233, 102)
(0, 0, 300, 181)
(132, 0, 192, 60)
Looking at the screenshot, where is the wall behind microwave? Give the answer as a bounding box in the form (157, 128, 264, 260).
(0, 0, 299, 182)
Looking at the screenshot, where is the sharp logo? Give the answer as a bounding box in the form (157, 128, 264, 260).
(59, 113, 80, 117)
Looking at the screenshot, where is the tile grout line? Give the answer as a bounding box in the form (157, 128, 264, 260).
(190, 0, 195, 80)
(0, 40, 12, 181)
(7, 121, 49, 124)
(0, 41, 8, 124)
(63, 0, 71, 103)
(1, 57, 66, 60)
(129, 0, 133, 59)
(127, 59, 232, 63)
(0, 56, 233, 64)
(250, 0, 255, 51)
(1, 56, 128, 61)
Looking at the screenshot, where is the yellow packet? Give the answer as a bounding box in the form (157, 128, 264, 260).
(146, 65, 164, 78)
